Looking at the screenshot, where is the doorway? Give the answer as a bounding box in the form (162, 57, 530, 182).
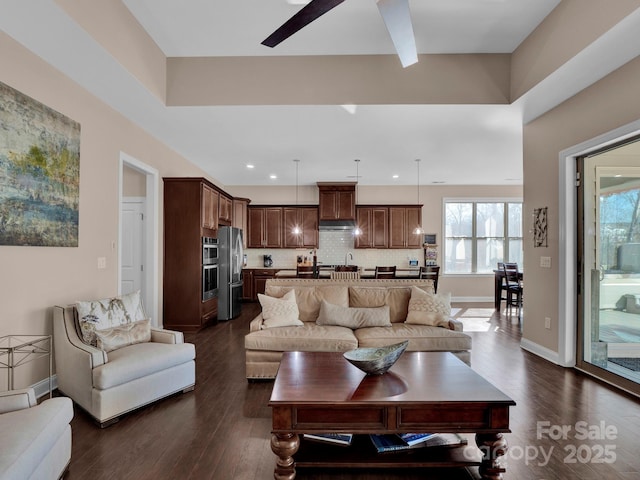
(118, 152, 160, 326)
(577, 138, 640, 395)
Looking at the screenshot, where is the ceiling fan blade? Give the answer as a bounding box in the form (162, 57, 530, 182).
(262, 0, 346, 48)
(376, 0, 418, 68)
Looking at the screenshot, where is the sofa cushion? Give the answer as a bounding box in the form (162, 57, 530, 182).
(354, 323, 472, 352)
(76, 290, 147, 347)
(95, 319, 151, 352)
(405, 286, 451, 327)
(264, 285, 349, 322)
(316, 300, 392, 329)
(92, 342, 196, 390)
(245, 323, 358, 352)
(349, 286, 417, 323)
(258, 290, 303, 328)
(0, 397, 72, 480)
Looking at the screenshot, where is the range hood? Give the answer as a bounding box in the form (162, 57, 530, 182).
(319, 219, 356, 231)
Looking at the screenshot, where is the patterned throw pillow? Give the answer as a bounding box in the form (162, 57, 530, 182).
(405, 286, 451, 327)
(95, 319, 151, 352)
(76, 290, 147, 347)
(258, 290, 303, 329)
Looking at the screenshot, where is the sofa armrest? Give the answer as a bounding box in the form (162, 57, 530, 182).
(249, 313, 265, 332)
(448, 318, 463, 332)
(0, 388, 37, 414)
(151, 327, 184, 344)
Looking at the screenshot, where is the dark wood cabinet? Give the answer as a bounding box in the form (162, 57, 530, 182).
(318, 183, 356, 221)
(247, 207, 283, 248)
(283, 207, 319, 248)
(389, 206, 423, 248)
(248, 269, 279, 300)
(233, 198, 250, 248)
(242, 269, 253, 301)
(219, 194, 233, 225)
(163, 178, 219, 332)
(355, 206, 388, 248)
(201, 183, 219, 232)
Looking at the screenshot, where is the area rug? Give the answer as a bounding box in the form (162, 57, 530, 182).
(608, 357, 640, 371)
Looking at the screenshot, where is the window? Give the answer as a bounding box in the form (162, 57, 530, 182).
(444, 200, 523, 274)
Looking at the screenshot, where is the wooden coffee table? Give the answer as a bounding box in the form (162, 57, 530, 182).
(269, 351, 515, 480)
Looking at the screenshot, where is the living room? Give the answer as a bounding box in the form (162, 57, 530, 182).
(1, 1, 640, 479)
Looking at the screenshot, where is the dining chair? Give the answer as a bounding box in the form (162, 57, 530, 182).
(419, 265, 440, 293)
(374, 266, 396, 279)
(335, 265, 359, 272)
(502, 263, 523, 320)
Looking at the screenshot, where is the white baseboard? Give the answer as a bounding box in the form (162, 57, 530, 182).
(520, 338, 568, 366)
(31, 375, 58, 399)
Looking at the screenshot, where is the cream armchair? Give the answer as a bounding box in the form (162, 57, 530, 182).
(53, 305, 196, 427)
(0, 388, 73, 480)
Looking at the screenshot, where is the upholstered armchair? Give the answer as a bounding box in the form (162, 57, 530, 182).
(53, 300, 196, 427)
(0, 388, 73, 480)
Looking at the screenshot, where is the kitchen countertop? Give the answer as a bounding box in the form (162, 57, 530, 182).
(272, 267, 421, 279)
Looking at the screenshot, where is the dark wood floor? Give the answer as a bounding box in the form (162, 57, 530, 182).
(64, 303, 640, 480)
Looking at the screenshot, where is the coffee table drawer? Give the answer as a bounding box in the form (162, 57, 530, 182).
(399, 405, 499, 430)
(293, 406, 386, 430)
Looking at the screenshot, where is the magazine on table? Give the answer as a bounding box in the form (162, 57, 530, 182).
(369, 433, 467, 453)
(303, 433, 353, 446)
(397, 433, 438, 446)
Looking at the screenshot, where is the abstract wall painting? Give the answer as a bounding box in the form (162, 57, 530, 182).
(534, 206, 548, 248)
(0, 81, 80, 247)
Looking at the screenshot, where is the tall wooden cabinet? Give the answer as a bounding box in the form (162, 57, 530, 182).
(317, 182, 356, 221)
(355, 206, 388, 248)
(283, 207, 319, 248)
(163, 178, 219, 331)
(389, 206, 423, 248)
(233, 198, 250, 248)
(247, 207, 283, 248)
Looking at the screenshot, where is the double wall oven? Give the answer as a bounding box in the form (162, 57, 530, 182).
(202, 237, 218, 301)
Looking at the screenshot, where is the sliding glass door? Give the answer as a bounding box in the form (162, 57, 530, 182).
(578, 140, 640, 393)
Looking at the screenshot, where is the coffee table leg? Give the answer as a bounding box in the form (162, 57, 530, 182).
(271, 432, 299, 480)
(475, 432, 508, 480)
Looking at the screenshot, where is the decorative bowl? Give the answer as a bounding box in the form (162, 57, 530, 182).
(343, 341, 409, 375)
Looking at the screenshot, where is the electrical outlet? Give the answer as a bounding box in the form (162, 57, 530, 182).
(540, 256, 552, 268)
(545, 317, 551, 329)
(97, 257, 107, 269)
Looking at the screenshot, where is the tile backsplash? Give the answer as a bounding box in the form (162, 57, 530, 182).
(245, 231, 423, 269)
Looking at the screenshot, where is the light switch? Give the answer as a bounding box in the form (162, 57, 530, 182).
(540, 256, 551, 268)
(97, 257, 107, 269)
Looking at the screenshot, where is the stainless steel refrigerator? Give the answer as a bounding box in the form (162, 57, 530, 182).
(217, 226, 243, 320)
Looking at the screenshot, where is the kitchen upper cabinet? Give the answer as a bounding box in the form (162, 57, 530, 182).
(355, 207, 388, 248)
(201, 183, 219, 231)
(283, 207, 319, 248)
(247, 207, 282, 248)
(219, 194, 233, 225)
(317, 183, 356, 221)
(232, 198, 250, 248)
(389, 206, 423, 248)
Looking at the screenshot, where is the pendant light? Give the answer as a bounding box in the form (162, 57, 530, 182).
(413, 158, 424, 235)
(353, 159, 362, 236)
(292, 159, 301, 235)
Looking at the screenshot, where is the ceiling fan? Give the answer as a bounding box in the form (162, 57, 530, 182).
(261, 0, 418, 68)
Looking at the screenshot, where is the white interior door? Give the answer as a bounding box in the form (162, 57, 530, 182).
(121, 199, 145, 297)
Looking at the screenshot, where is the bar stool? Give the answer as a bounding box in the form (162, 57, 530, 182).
(419, 265, 440, 293)
(374, 266, 396, 279)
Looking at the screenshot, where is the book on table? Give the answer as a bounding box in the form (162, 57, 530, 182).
(369, 433, 467, 453)
(302, 433, 353, 446)
(397, 433, 438, 446)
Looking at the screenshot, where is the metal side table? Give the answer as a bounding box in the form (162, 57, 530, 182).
(0, 335, 52, 399)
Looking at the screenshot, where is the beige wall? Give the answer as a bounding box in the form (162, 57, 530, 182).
(522, 54, 640, 353)
(0, 32, 215, 389)
(228, 183, 523, 300)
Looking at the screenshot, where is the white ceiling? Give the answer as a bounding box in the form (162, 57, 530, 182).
(10, 0, 637, 188)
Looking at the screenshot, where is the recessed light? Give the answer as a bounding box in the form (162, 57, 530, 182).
(246, 164, 255, 169)
(270, 174, 277, 180)
(392, 174, 399, 179)
(431, 181, 446, 184)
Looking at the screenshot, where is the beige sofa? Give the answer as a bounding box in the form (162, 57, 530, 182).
(0, 388, 73, 480)
(245, 278, 472, 379)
